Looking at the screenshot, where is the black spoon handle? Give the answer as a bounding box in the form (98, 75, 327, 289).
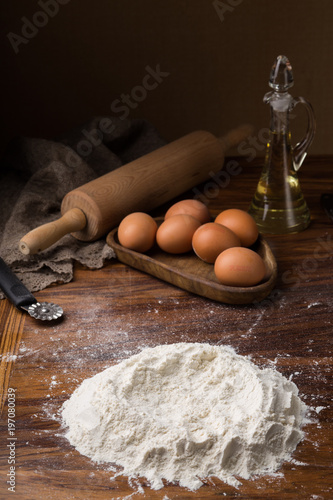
(0, 257, 36, 309)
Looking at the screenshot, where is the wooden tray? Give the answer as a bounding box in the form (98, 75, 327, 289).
(106, 219, 277, 305)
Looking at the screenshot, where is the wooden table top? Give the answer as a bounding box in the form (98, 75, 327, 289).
(0, 155, 332, 499)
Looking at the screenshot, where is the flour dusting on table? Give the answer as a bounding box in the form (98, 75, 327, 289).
(61, 342, 307, 490)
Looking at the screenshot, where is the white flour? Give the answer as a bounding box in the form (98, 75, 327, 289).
(61, 343, 307, 490)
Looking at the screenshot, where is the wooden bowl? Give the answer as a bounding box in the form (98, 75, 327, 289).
(106, 218, 277, 305)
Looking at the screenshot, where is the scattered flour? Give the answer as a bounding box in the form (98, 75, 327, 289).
(61, 342, 307, 491)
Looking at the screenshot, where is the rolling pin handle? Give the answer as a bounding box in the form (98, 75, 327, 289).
(218, 123, 254, 151)
(19, 208, 87, 255)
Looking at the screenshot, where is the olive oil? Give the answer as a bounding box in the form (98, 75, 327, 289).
(248, 55, 315, 234)
(248, 132, 311, 233)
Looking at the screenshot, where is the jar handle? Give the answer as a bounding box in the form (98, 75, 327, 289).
(291, 97, 316, 171)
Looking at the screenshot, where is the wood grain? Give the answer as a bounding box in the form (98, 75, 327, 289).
(0, 302, 25, 414)
(0, 155, 332, 499)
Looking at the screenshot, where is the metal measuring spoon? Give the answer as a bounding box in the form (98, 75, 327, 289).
(0, 257, 63, 321)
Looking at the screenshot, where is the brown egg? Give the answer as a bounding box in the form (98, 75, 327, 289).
(214, 247, 266, 287)
(156, 214, 201, 254)
(215, 209, 259, 247)
(165, 199, 211, 224)
(118, 212, 157, 252)
(192, 222, 241, 264)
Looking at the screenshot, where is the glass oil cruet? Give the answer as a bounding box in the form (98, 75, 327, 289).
(248, 55, 316, 234)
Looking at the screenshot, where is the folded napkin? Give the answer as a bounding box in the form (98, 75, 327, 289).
(0, 116, 165, 299)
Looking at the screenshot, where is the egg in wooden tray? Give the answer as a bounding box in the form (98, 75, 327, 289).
(107, 200, 277, 305)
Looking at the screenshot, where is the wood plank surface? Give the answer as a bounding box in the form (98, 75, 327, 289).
(0, 155, 332, 499)
(0, 303, 25, 414)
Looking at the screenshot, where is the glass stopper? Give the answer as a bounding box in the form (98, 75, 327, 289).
(269, 55, 294, 91)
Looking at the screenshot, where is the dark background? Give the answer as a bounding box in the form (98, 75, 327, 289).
(1, 0, 333, 157)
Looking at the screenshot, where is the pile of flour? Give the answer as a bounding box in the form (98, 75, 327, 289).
(61, 343, 307, 490)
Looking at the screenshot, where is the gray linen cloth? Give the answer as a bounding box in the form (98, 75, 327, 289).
(0, 116, 165, 298)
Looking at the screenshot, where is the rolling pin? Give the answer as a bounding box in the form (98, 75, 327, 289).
(19, 124, 252, 255)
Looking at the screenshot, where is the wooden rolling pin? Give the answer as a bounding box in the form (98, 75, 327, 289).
(19, 124, 252, 255)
